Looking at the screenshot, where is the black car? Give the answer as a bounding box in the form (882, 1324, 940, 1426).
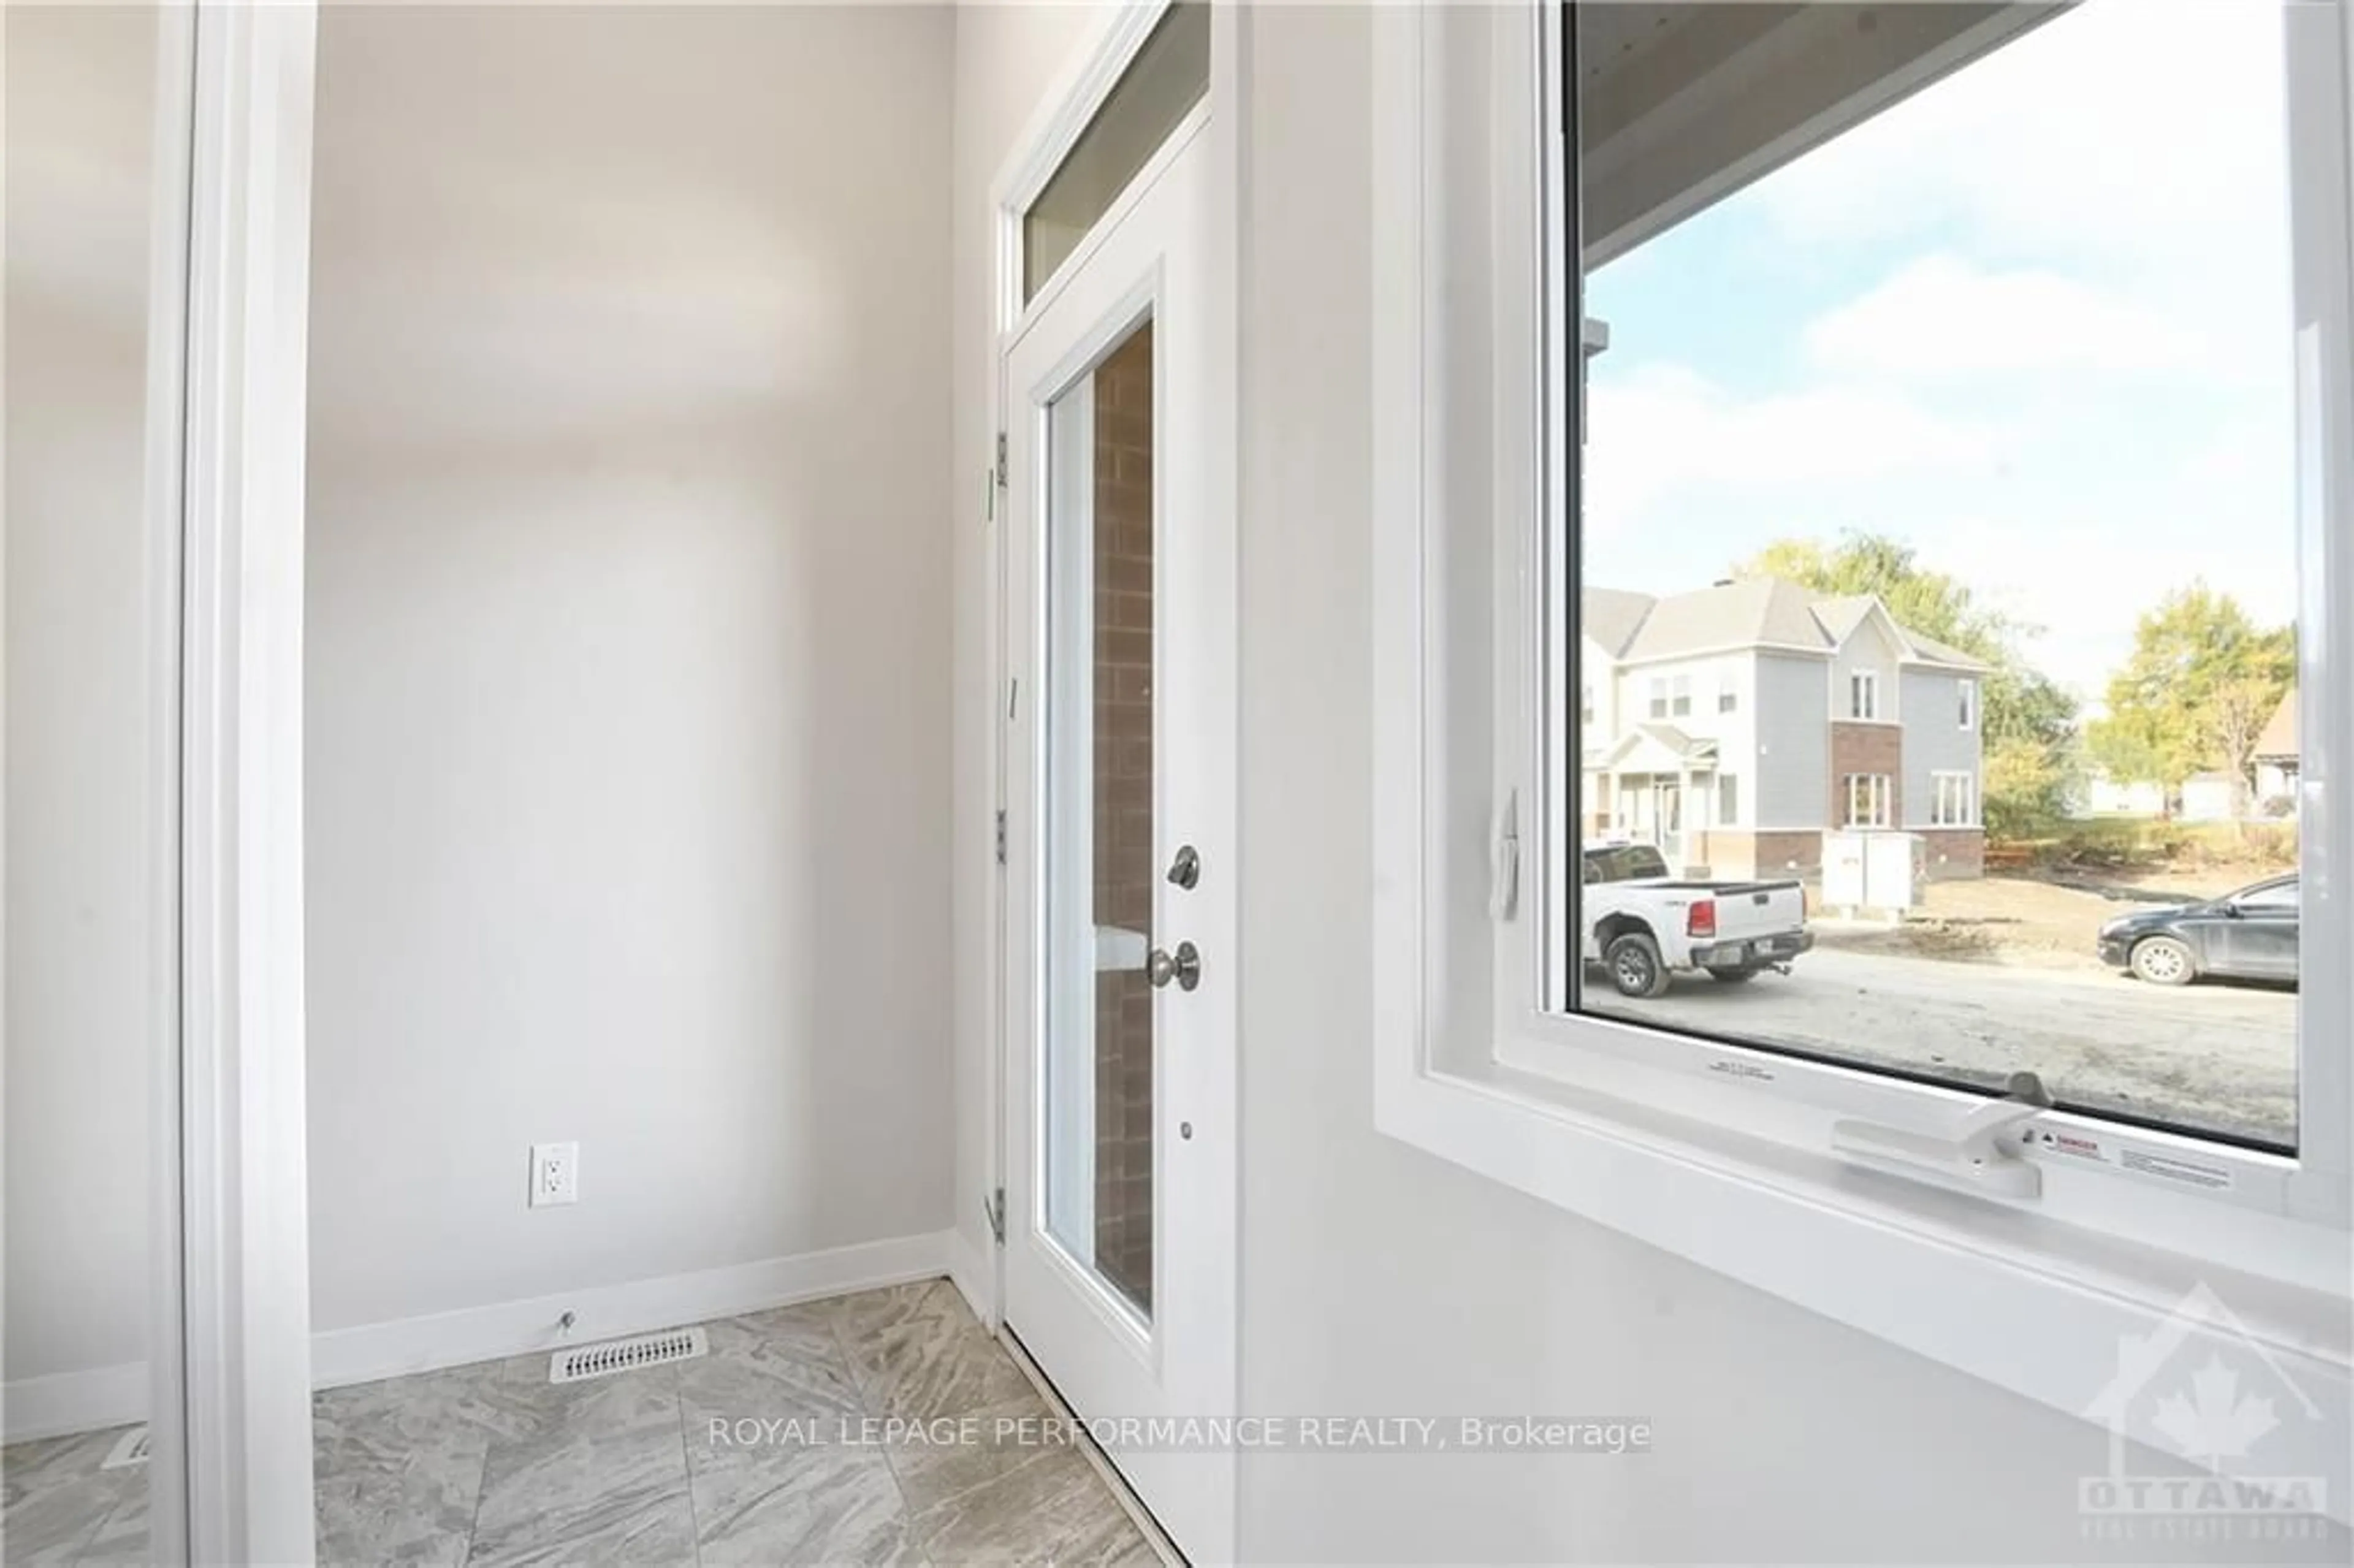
(2097, 873, 2299, 986)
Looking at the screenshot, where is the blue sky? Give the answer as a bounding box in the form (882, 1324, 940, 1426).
(1582, 0, 2300, 705)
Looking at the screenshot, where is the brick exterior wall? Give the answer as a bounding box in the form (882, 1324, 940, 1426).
(1914, 826, 1986, 881)
(1091, 325, 1154, 1314)
(1828, 721, 1903, 828)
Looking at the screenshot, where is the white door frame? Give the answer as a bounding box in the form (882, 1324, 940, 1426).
(169, 1, 322, 1559)
(980, 1, 1181, 1336)
(141, 6, 198, 1554)
(981, 0, 1242, 1301)
(983, 1, 1241, 1559)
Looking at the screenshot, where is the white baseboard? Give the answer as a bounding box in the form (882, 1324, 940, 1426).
(943, 1222, 997, 1328)
(312, 1228, 957, 1389)
(0, 1360, 151, 1447)
(4, 1229, 954, 1443)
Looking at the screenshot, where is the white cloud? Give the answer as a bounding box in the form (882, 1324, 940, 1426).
(1754, 0, 2290, 287)
(1580, 0, 2304, 692)
(1583, 362, 1995, 540)
(1802, 256, 2200, 379)
(1918, 501, 2298, 704)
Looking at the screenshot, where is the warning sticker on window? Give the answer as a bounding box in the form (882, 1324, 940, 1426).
(2030, 1130, 2234, 1191)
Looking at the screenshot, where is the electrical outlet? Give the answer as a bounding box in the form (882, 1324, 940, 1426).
(530, 1142, 579, 1208)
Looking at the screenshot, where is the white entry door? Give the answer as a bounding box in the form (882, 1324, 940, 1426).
(999, 110, 1235, 1561)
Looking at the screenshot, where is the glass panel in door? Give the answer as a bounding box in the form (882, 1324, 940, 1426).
(1043, 318, 1157, 1320)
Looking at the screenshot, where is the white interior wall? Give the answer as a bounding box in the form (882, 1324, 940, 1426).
(302, 2, 957, 1337)
(2, 1, 164, 1395)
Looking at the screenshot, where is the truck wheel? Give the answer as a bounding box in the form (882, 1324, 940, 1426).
(1605, 933, 1672, 999)
(1704, 965, 1760, 984)
(2130, 935, 2196, 986)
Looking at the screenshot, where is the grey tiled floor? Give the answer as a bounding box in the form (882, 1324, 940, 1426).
(4, 1280, 1157, 1567)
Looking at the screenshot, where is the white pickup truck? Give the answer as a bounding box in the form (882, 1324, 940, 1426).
(1581, 842, 1813, 999)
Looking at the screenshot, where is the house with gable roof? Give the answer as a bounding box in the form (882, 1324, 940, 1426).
(2255, 687, 2300, 812)
(1581, 579, 1990, 881)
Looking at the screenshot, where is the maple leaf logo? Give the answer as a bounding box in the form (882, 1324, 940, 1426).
(2150, 1357, 2278, 1467)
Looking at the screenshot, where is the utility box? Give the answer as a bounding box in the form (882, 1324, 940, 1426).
(1822, 831, 1925, 913)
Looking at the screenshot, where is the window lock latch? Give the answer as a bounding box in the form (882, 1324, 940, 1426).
(1489, 790, 1520, 921)
(1830, 1070, 2054, 1200)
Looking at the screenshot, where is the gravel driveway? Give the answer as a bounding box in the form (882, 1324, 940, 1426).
(1589, 946, 2298, 1148)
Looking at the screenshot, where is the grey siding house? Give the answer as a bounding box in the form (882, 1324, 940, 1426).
(1580, 579, 1989, 881)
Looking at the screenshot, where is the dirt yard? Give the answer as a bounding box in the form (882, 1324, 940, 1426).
(1810, 867, 2284, 972)
(1625, 946, 2297, 1146)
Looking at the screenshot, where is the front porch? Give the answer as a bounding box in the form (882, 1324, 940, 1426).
(1582, 724, 1719, 875)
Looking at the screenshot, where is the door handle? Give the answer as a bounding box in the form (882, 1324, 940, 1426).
(1147, 941, 1202, 992)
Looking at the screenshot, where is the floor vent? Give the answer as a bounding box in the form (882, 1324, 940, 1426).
(549, 1326, 707, 1385)
(102, 1428, 150, 1469)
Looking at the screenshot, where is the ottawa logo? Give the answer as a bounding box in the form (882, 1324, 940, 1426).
(2078, 1282, 2332, 1541)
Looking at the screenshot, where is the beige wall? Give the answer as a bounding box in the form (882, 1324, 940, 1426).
(303, 2, 958, 1333)
(2, 0, 166, 1401)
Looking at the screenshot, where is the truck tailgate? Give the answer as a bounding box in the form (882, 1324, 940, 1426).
(1692, 881, 1805, 940)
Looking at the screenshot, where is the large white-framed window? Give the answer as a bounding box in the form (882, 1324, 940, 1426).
(1932, 771, 1977, 828)
(1841, 773, 1892, 829)
(1371, 0, 2353, 1515)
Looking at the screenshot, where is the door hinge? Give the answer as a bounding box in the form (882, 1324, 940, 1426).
(994, 809, 1007, 866)
(984, 1187, 1006, 1246)
(994, 431, 1008, 490)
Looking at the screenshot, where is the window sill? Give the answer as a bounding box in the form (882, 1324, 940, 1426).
(1376, 1053, 2353, 1524)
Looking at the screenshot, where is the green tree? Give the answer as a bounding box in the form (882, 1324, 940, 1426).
(2082, 715, 2166, 796)
(1734, 530, 2079, 836)
(2090, 584, 2295, 815)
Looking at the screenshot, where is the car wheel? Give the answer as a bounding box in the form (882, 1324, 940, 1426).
(1606, 933, 1672, 999)
(1704, 965, 1760, 984)
(2130, 935, 2196, 986)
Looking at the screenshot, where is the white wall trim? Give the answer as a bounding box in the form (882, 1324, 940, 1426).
(142, 2, 199, 1556)
(312, 1230, 958, 1390)
(6, 1231, 962, 1441)
(177, 1, 320, 1559)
